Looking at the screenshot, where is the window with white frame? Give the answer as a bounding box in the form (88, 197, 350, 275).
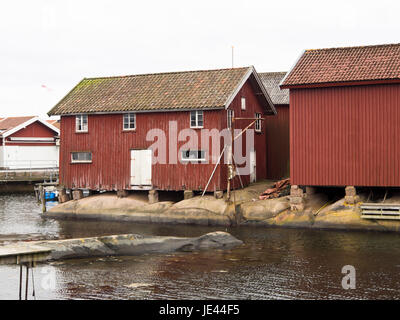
(255, 113, 262, 132)
(241, 97, 246, 110)
(76, 114, 88, 132)
(227, 109, 234, 129)
(181, 150, 206, 162)
(71, 152, 92, 163)
(190, 110, 203, 128)
(123, 113, 136, 130)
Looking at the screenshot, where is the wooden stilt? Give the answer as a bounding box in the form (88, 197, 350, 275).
(25, 265, 29, 300)
(19, 264, 22, 300)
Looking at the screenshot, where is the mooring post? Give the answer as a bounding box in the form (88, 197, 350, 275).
(25, 264, 29, 300)
(19, 264, 22, 300)
(39, 185, 46, 213)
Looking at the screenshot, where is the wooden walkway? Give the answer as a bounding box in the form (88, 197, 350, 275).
(0, 243, 52, 299)
(0, 168, 58, 183)
(0, 243, 52, 265)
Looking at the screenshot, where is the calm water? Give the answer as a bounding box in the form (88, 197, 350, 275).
(0, 193, 400, 300)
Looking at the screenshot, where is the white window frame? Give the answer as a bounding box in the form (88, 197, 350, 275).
(190, 110, 204, 128)
(123, 113, 136, 131)
(255, 113, 262, 133)
(181, 150, 206, 162)
(76, 114, 88, 132)
(227, 109, 234, 129)
(241, 97, 246, 110)
(71, 152, 92, 163)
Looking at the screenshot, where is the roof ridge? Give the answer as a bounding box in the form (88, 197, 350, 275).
(305, 42, 400, 53)
(259, 71, 287, 74)
(82, 66, 251, 81)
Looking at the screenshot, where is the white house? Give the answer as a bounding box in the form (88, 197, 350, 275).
(0, 116, 60, 169)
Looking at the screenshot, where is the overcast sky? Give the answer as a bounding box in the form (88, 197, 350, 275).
(1, 0, 399, 118)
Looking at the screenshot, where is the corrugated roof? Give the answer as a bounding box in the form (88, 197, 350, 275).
(281, 43, 400, 87)
(0, 116, 35, 135)
(259, 72, 289, 105)
(48, 67, 259, 115)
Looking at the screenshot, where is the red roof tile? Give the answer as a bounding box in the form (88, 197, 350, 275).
(0, 116, 35, 135)
(47, 120, 60, 129)
(48, 67, 259, 115)
(281, 43, 400, 87)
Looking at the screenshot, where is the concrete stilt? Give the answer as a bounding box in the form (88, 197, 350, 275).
(345, 186, 359, 204)
(214, 191, 224, 199)
(290, 185, 305, 212)
(72, 190, 83, 201)
(117, 190, 129, 198)
(148, 190, 159, 204)
(184, 190, 194, 200)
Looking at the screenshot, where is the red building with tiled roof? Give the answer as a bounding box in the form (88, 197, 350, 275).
(260, 72, 290, 180)
(281, 43, 400, 188)
(48, 66, 276, 193)
(0, 116, 60, 169)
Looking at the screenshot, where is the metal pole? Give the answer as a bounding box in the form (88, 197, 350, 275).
(227, 118, 235, 200)
(19, 264, 22, 300)
(202, 146, 227, 197)
(25, 265, 29, 300)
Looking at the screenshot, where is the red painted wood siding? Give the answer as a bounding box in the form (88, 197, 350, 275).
(220, 80, 268, 188)
(290, 83, 400, 187)
(59, 79, 268, 191)
(5, 121, 57, 146)
(265, 105, 289, 180)
(60, 111, 224, 191)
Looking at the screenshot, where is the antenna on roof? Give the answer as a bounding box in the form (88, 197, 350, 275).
(231, 45, 234, 68)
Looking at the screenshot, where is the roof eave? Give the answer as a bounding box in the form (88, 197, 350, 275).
(281, 78, 400, 89)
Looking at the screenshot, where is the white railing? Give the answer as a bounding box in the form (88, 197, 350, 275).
(0, 160, 59, 170)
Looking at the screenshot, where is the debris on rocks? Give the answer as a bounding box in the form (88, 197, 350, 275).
(259, 179, 290, 200)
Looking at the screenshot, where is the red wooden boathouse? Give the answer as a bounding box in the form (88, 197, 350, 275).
(281, 43, 400, 188)
(48, 67, 275, 193)
(260, 72, 290, 180)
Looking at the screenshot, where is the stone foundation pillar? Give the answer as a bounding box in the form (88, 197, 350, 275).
(184, 190, 194, 200)
(345, 186, 359, 204)
(148, 190, 159, 204)
(58, 188, 70, 203)
(214, 190, 224, 199)
(290, 185, 305, 212)
(72, 190, 83, 201)
(117, 190, 129, 198)
(306, 186, 316, 196)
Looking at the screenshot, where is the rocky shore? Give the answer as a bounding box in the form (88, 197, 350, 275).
(14, 232, 243, 262)
(45, 182, 400, 233)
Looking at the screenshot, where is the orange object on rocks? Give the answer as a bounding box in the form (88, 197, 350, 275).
(259, 178, 290, 200)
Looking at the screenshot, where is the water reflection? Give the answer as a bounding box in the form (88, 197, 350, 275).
(0, 194, 399, 299)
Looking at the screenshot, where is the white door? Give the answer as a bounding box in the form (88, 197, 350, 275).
(130, 149, 152, 187)
(250, 150, 256, 183)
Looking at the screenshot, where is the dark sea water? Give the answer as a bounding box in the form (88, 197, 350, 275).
(0, 193, 399, 300)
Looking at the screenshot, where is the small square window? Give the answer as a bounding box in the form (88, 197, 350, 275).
(227, 109, 234, 129)
(181, 150, 206, 162)
(71, 152, 92, 163)
(255, 113, 262, 132)
(241, 97, 246, 110)
(190, 111, 204, 128)
(76, 114, 88, 132)
(123, 113, 136, 130)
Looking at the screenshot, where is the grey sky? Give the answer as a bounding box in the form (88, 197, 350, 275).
(1, 0, 399, 118)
